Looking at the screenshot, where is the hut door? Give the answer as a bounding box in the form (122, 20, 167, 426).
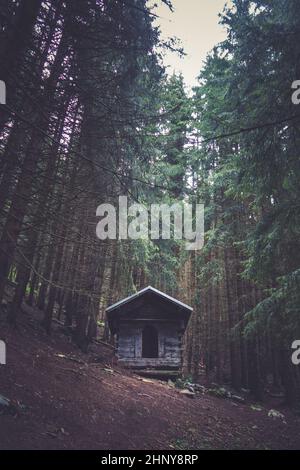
(142, 325, 158, 358)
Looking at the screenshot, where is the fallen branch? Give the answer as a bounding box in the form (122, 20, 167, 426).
(92, 338, 115, 350)
(54, 353, 87, 366)
(138, 393, 153, 399)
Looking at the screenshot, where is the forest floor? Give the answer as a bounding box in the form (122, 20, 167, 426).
(0, 306, 300, 450)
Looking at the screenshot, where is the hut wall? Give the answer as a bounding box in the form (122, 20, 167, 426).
(116, 317, 183, 369)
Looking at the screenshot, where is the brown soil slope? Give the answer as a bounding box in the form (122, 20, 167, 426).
(0, 309, 300, 450)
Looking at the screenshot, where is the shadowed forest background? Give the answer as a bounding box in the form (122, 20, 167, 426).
(1, 0, 300, 410)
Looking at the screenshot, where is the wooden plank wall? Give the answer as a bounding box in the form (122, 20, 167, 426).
(117, 320, 183, 367)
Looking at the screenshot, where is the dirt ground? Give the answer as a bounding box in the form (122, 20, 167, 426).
(0, 307, 300, 450)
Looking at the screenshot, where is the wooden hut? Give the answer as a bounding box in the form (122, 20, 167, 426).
(106, 286, 192, 372)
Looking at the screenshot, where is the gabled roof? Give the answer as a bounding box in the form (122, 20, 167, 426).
(106, 286, 193, 313)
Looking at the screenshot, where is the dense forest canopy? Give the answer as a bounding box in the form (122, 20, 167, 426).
(0, 0, 300, 406)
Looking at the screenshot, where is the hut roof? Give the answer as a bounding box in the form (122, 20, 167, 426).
(106, 286, 193, 314)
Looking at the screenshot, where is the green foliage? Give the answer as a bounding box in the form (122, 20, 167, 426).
(192, 0, 300, 345)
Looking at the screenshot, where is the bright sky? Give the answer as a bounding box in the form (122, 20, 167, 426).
(154, 0, 231, 89)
